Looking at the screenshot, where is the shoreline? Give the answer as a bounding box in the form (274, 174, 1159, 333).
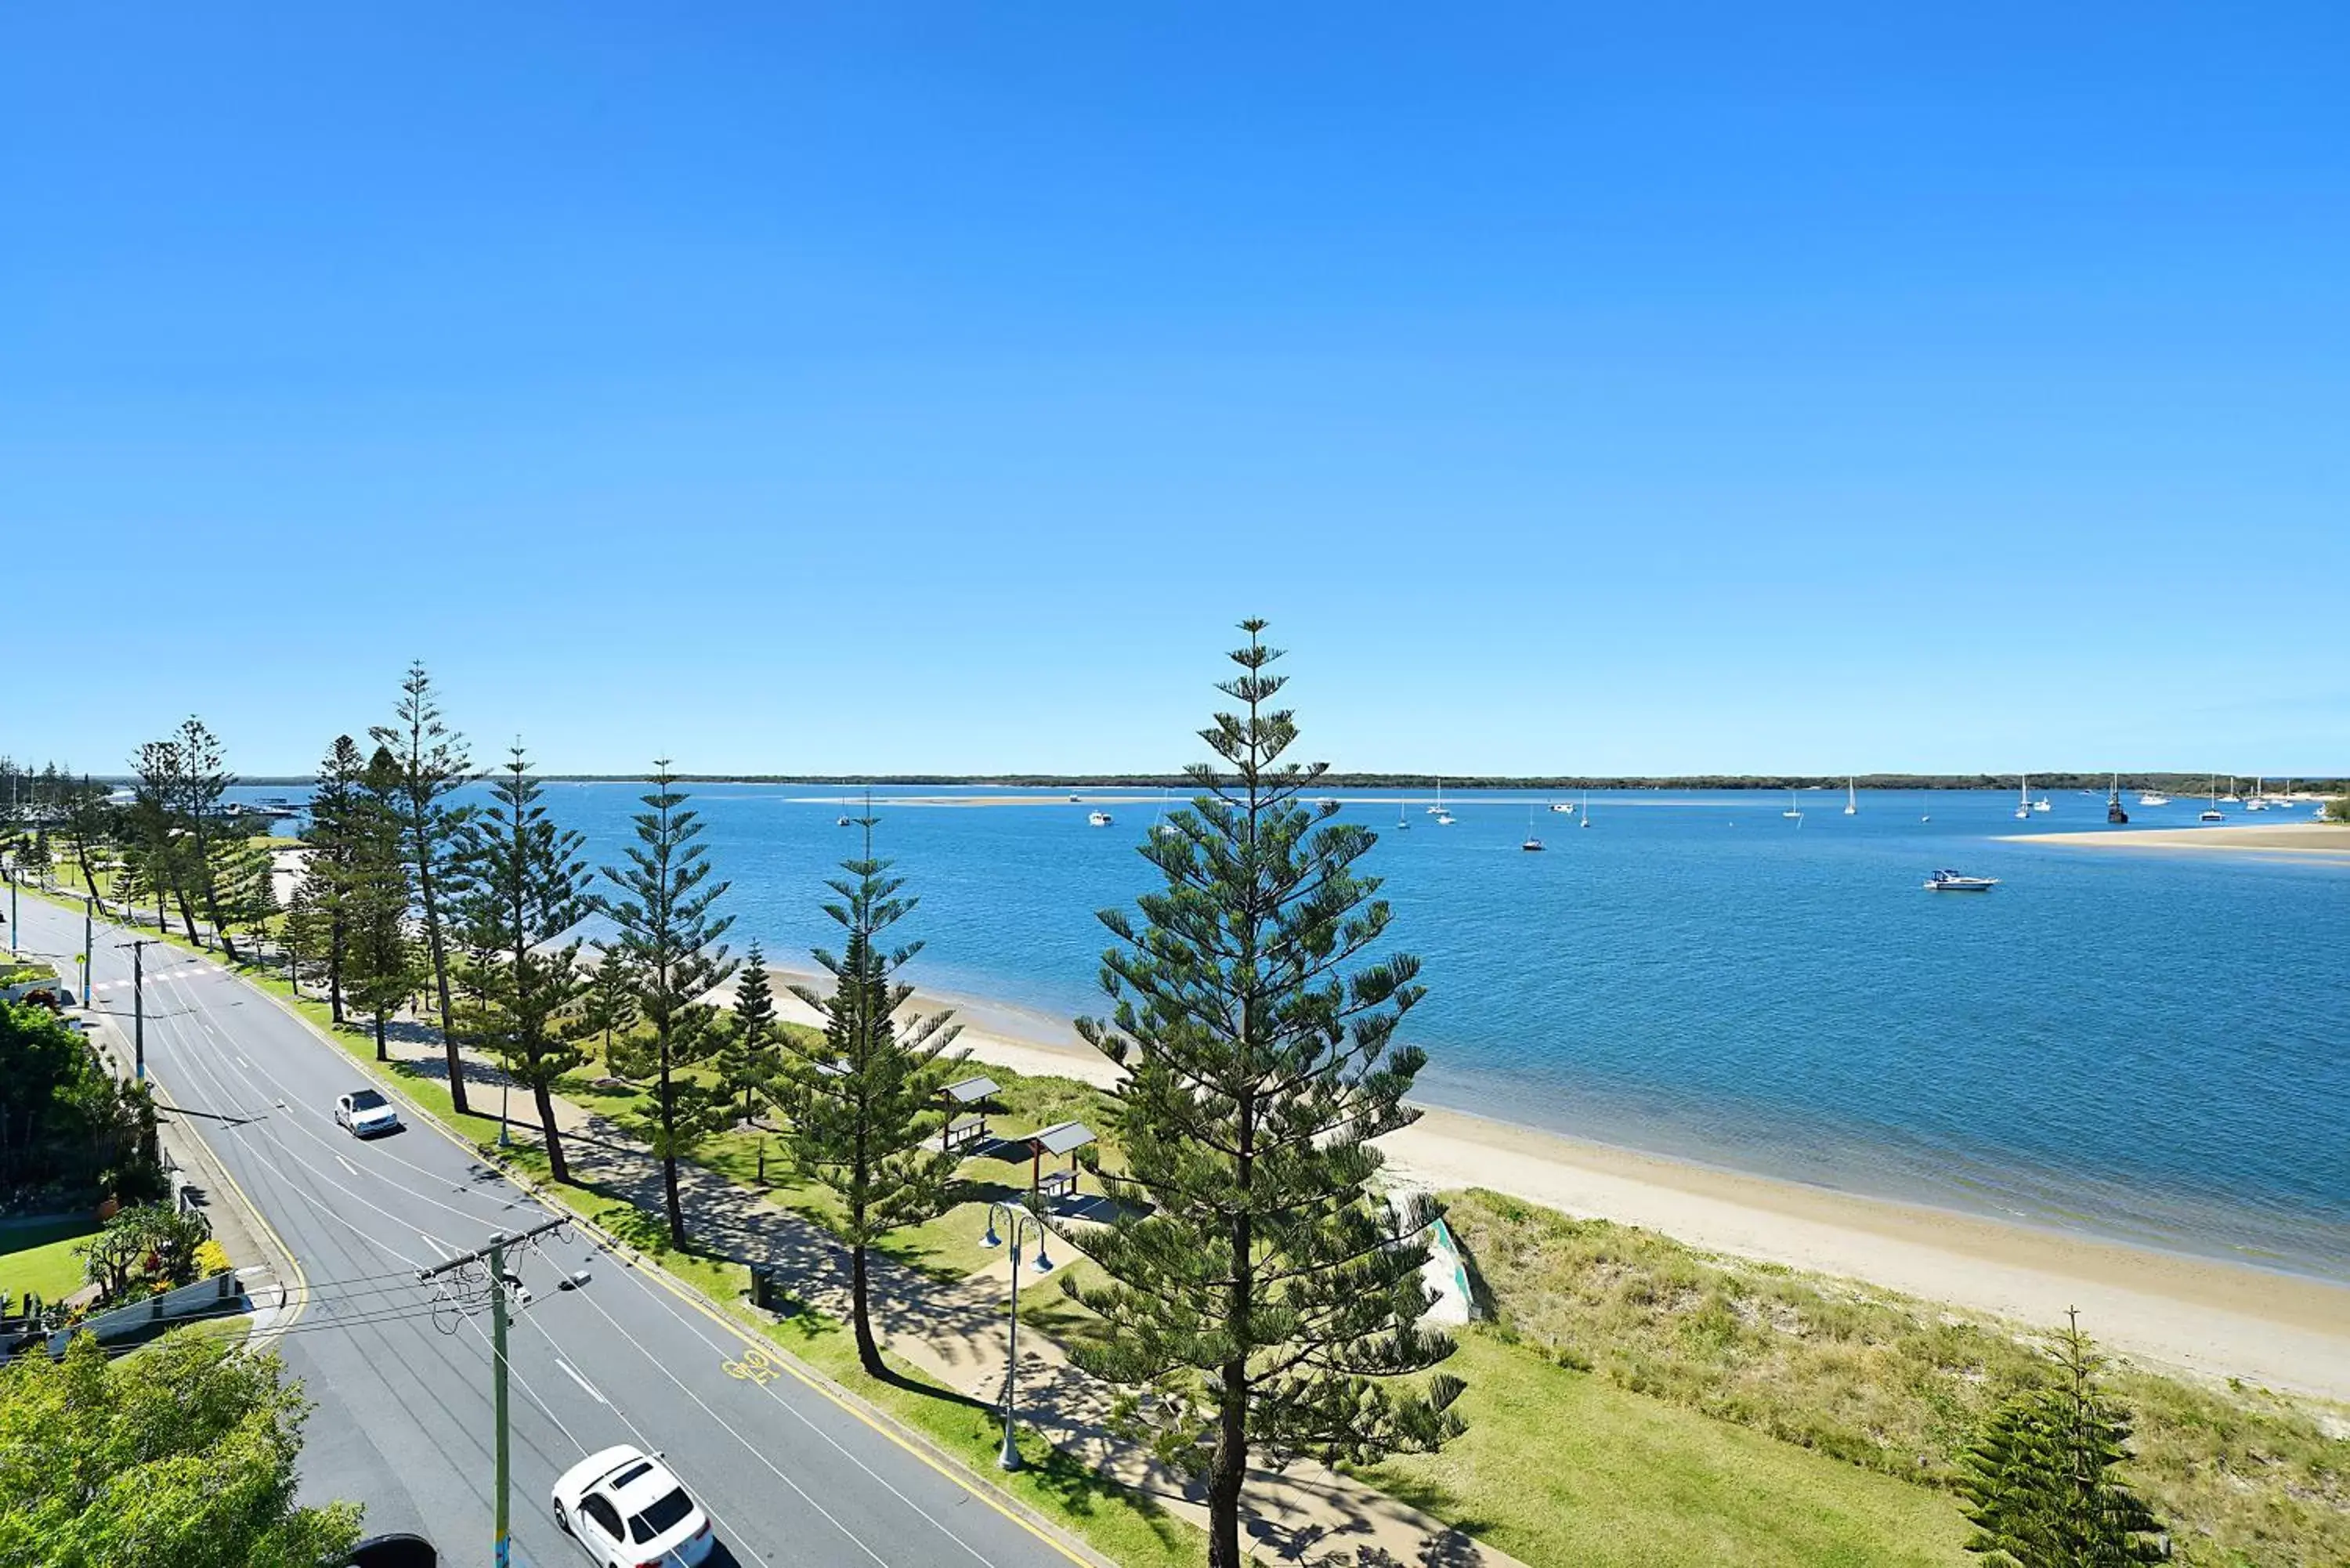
(2012, 820, 2350, 858)
(752, 965, 2350, 1403)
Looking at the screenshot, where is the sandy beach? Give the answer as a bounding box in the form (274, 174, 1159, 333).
(2016, 819, 2350, 859)
(750, 966, 2350, 1404)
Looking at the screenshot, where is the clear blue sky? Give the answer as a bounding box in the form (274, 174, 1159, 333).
(6, 4, 2344, 777)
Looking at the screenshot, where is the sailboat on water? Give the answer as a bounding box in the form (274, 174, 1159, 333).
(1578, 789, 1592, 827)
(1393, 800, 1410, 833)
(1432, 777, 1454, 825)
(2013, 775, 2031, 821)
(2200, 775, 2225, 822)
(1843, 779, 1857, 816)
(1521, 807, 1546, 852)
(1782, 788, 1802, 821)
(2106, 774, 2130, 824)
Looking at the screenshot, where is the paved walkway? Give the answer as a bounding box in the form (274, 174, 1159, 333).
(367, 1018, 1515, 1568)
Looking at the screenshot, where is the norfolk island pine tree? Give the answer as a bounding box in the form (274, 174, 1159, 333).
(372, 663, 477, 1116)
(596, 761, 735, 1248)
(1065, 620, 1464, 1568)
(780, 816, 964, 1377)
(457, 744, 595, 1183)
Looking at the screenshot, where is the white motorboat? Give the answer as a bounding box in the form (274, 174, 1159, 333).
(1924, 869, 1999, 892)
(1551, 800, 1574, 813)
(1088, 810, 1114, 827)
(2031, 797, 2052, 812)
(2136, 791, 2170, 807)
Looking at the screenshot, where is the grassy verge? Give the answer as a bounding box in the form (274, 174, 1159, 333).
(1444, 1188, 2350, 1568)
(0, 1216, 101, 1301)
(1362, 1332, 1973, 1567)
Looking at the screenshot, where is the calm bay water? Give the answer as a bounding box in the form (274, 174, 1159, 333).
(245, 781, 2350, 1278)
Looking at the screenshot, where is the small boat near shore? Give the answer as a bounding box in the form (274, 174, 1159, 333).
(1088, 810, 1114, 827)
(1924, 869, 2000, 892)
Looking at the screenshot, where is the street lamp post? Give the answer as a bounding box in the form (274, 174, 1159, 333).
(978, 1200, 1054, 1471)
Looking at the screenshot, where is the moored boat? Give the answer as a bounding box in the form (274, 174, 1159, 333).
(1924, 869, 1999, 891)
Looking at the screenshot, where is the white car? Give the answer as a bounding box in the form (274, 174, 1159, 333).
(552, 1447, 716, 1568)
(333, 1088, 402, 1138)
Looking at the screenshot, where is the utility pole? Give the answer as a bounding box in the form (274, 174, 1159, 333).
(417, 1216, 566, 1568)
(83, 896, 94, 1008)
(115, 938, 159, 1082)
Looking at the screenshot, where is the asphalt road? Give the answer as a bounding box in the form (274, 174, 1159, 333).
(13, 894, 1085, 1568)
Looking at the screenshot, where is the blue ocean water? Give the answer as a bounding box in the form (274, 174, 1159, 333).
(243, 781, 2350, 1278)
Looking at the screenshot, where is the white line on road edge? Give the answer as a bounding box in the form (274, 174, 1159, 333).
(335, 1154, 360, 1177)
(557, 1359, 611, 1405)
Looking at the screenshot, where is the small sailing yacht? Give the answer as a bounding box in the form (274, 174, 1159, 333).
(2245, 777, 2269, 812)
(2200, 775, 2225, 822)
(1521, 807, 1545, 852)
(1578, 789, 1592, 827)
(2221, 777, 2242, 804)
(2106, 774, 2130, 825)
(2013, 775, 2031, 821)
(1152, 788, 1180, 838)
(1394, 801, 1410, 833)
(1782, 788, 1802, 821)
(1843, 779, 1857, 816)
(1426, 777, 1444, 815)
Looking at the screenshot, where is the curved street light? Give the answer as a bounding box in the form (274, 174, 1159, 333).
(977, 1198, 1054, 1471)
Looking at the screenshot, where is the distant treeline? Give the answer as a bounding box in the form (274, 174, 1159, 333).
(96, 770, 2350, 793)
(11, 761, 2341, 797)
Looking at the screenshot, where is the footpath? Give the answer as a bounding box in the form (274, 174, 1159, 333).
(366, 1024, 1512, 1568)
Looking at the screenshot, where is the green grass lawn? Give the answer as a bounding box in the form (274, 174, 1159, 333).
(1361, 1331, 1975, 1568)
(0, 1216, 100, 1302)
(1446, 1188, 2350, 1568)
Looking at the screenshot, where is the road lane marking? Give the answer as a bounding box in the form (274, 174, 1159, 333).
(336, 1154, 360, 1177)
(557, 1358, 611, 1405)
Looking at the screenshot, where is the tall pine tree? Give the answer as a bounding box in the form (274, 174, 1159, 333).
(371, 663, 477, 1114)
(455, 745, 594, 1182)
(341, 746, 420, 1064)
(1067, 621, 1463, 1568)
(717, 941, 780, 1127)
(171, 717, 243, 963)
(295, 738, 367, 1022)
(781, 819, 963, 1376)
(596, 761, 734, 1248)
(1959, 1310, 2170, 1567)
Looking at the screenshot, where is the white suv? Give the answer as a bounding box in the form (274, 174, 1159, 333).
(552, 1446, 716, 1567)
